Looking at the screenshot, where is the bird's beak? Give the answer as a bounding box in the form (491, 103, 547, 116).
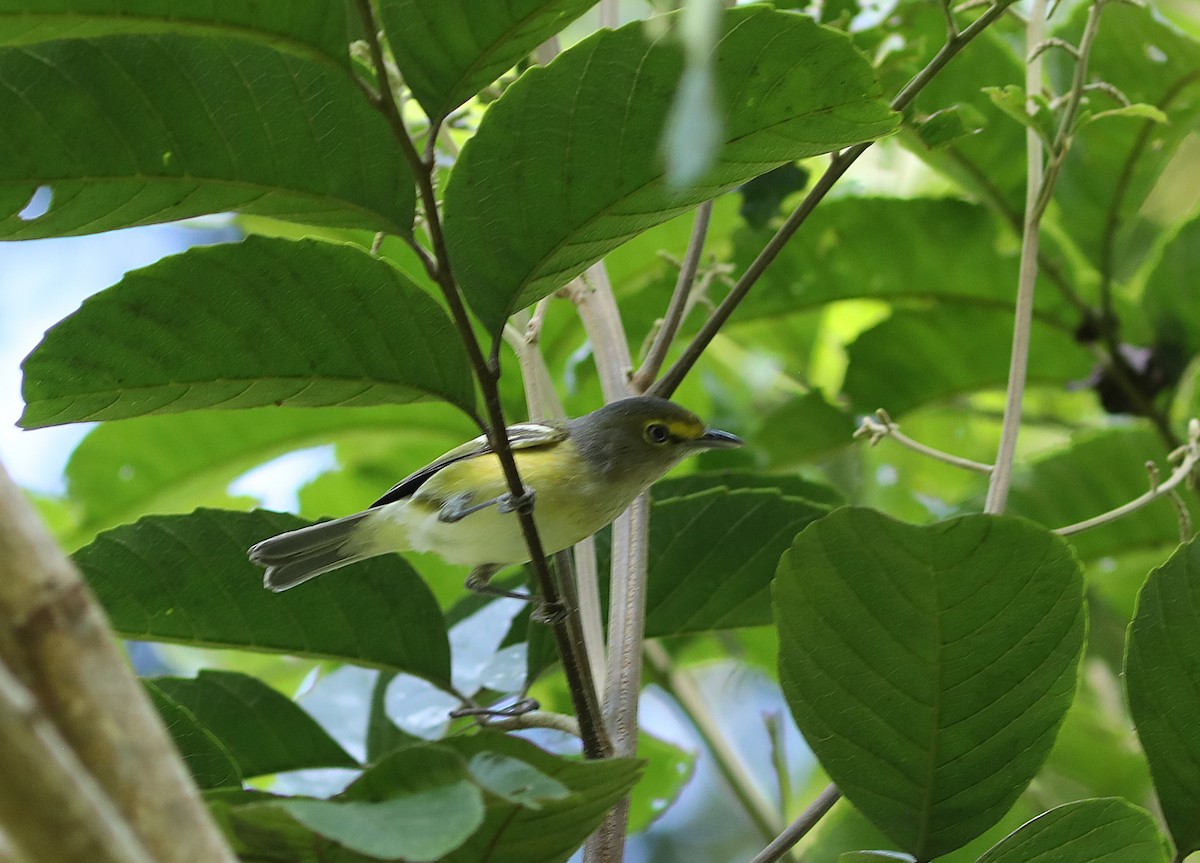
(694, 428, 743, 450)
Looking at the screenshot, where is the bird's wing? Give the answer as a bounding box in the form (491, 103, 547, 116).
(369, 421, 569, 508)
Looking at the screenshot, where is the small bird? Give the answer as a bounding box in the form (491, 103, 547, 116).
(248, 396, 742, 594)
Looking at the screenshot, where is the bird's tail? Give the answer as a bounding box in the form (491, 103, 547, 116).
(249, 512, 374, 592)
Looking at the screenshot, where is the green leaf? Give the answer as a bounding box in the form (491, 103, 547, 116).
(437, 732, 643, 863)
(1053, 3, 1200, 279)
(144, 682, 243, 790)
(910, 103, 987, 149)
(727, 198, 1075, 324)
(983, 85, 1056, 147)
(843, 306, 1090, 416)
(61, 404, 475, 539)
(738, 163, 809, 229)
(840, 853, 916, 863)
(0, 0, 352, 69)
(653, 471, 845, 508)
(1006, 428, 1190, 561)
(444, 6, 897, 333)
(628, 732, 695, 834)
(0, 36, 413, 239)
(280, 746, 485, 862)
(1144, 215, 1200, 362)
(642, 486, 830, 636)
(20, 237, 476, 428)
(975, 798, 1168, 863)
(150, 670, 357, 778)
(776, 508, 1086, 860)
(74, 509, 452, 684)
(1077, 103, 1169, 128)
(466, 751, 570, 809)
(1125, 538, 1200, 856)
(379, 0, 598, 122)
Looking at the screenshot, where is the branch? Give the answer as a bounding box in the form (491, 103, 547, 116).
(1055, 419, 1200, 536)
(0, 464, 236, 863)
(649, 0, 1015, 399)
(745, 784, 842, 863)
(0, 658, 154, 863)
(632, 201, 713, 391)
(855, 410, 994, 474)
(352, 0, 611, 760)
(986, 0, 1107, 513)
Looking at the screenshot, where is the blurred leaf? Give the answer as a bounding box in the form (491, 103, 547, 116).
(751, 392, 859, 466)
(654, 470, 845, 507)
(738, 163, 808, 229)
(144, 682, 243, 789)
(1143, 214, 1200, 363)
(366, 671, 421, 762)
(1053, 2, 1200, 279)
(436, 732, 642, 863)
(843, 306, 1090, 416)
(380, 0, 598, 122)
(983, 85, 1056, 147)
(0, 36, 413, 238)
(839, 853, 916, 863)
(728, 198, 1074, 324)
(465, 751, 570, 808)
(975, 798, 1167, 863)
(628, 732, 695, 834)
(280, 746, 485, 862)
(20, 237, 475, 428)
(776, 508, 1086, 860)
(910, 103, 987, 149)
(75, 509, 452, 684)
(1077, 103, 1169, 129)
(1006, 427, 1189, 561)
(0, 0, 352, 68)
(443, 5, 897, 333)
(1125, 537, 1200, 857)
(151, 670, 357, 778)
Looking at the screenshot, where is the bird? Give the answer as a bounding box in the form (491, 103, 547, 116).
(247, 396, 742, 596)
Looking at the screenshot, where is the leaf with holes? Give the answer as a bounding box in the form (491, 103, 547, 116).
(379, 0, 597, 122)
(20, 236, 475, 428)
(0, 35, 412, 238)
(443, 5, 897, 333)
(74, 509, 452, 685)
(1125, 537, 1200, 857)
(775, 508, 1086, 860)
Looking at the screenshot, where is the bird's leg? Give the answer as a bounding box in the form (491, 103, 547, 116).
(465, 564, 534, 601)
(464, 563, 566, 624)
(437, 487, 536, 523)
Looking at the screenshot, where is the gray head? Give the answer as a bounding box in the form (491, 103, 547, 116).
(567, 396, 742, 482)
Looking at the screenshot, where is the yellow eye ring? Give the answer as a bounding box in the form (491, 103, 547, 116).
(644, 422, 670, 445)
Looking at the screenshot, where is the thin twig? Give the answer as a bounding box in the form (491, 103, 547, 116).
(650, 0, 1016, 399)
(745, 784, 842, 863)
(1055, 419, 1200, 536)
(855, 410, 994, 474)
(352, 0, 611, 759)
(478, 709, 582, 737)
(632, 201, 713, 391)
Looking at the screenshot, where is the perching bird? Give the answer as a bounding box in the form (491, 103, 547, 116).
(248, 396, 741, 594)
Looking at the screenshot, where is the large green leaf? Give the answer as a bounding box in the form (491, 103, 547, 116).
(0, 0, 352, 69)
(379, 0, 597, 122)
(975, 798, 1167, 863)
(74, 509, 452, 684)
(61, 404, 475, 539)
(0, 35, 413, 238)
(144, 683, 243, 790)
(151, 670, 357, 778)
(20, 237, 475, 428)
(1143, 214, 1200, 362)
(1125, 538, 1200, 857)
(776, 508, 1086, 860)
(443, 5, 898, 334)
(843, 306, 1090, 416)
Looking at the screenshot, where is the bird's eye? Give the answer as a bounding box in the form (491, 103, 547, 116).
(645, 422, 671, 445)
